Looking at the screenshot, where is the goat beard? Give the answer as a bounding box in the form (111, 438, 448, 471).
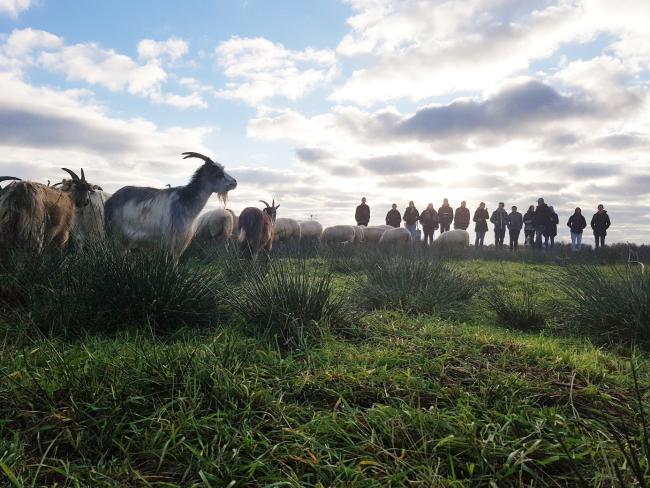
(217, 191, 228, 207)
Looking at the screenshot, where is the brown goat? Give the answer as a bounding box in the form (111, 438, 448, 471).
(238, 199, 279, 259)
(0, 169, 94, 256)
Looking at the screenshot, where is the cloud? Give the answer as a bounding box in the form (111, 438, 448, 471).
(295, 147, 336, 164)
(215, 36, 338, 105)
(359, 154, 454, 174)
(138, 37, 189, 64)
(0, 0, 32, 17)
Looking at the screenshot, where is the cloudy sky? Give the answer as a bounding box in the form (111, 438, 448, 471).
(1, 0, 649, 244)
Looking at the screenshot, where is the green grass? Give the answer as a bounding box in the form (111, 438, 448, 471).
(1, 245, 649, 486)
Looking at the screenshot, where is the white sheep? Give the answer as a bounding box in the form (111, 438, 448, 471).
(353, 225, 365, 243)
(434, 229, 470, 246)
(361, 225, 388, 243)
(299, 220, 323, 242)
(378, 227, 412, 247)
(321, 225, 356, 244)
(194, 208, 235, 243)
(273, 218, 301, 243)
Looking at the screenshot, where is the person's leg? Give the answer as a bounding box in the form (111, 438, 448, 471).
(509, 230, 514, 251)
(601, 235, 606, 248)
(550, 236, 555, 248)
(515, 230, 520, 250)
(479, 232, 485, 247)
(576, 233, 582, 249)
(535, 226, 544, 249)
(594, 233, 600, 249)
(500, 228, 506, 247)
(570, 233, 577, 250)
(475, 233, 480, 247)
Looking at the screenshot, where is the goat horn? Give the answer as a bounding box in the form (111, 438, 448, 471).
(51, 182, 63, 188)
(259, 200, 270, 207)
(81, 168, 86, 181)
(61, 168, 80, 182)
(181, 152, 214, 164)
(0, 176, 21, 183)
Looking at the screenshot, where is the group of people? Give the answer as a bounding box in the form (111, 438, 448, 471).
(355, 198, 612, 250)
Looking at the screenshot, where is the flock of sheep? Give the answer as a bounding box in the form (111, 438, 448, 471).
(0, 152, 469, 260)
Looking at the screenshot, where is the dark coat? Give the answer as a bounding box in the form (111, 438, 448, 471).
(438, 204, 454, 226)
(403, 207, 420, 225)
(533, 203, 551, 227)
(454, 206, 470, 229)
(490, 208, 508, 230)
(385, 208, 401, 228)
(507, 211, 523, 231)
(419, 208, 439, 230)
(591, 210, 611, 235)
(355, 203, 370, 226)
(473, 207, 489, 232)
(544, 211, 559, 237)
(523, 210, 535, 231)
(567, 213, 587, 234)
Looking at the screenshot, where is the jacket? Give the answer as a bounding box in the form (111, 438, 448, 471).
(544, 211, 559, 237)
(454, 207, 470, 229)
(355, 203, 370, 225)
(403, 207, 420, 225)
(567, 214, 587, 234)
(419, 208, 439, 230)
(490, 208, 508, 230)
(533, 203, 551, 227)
(507, 211, 523, 231)
(591, 210, 611, 235)
(473, 207, 489, 233)
(438, 204, 454, 226)
(523, 210, 535, 231)
(385, 208, 401, 228)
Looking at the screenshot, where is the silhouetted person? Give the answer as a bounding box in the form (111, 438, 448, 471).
(533, 198, 551, 249)
(355, 197, 370, 226)
(591, 204, 611, 249)
(438, 198, 453, 233)
(454, 201, 470, 230)
(567, 207, 587, 251)
(523, 205, 535, 247)
(385, 203, 401, 228)
(544, 205, 559, 249)
(507, 205, 523, 251)
(403, 201, 420, 240)
(473, 202, 489, 248)
(490, 202, 508, 248)
(419, 203, 439, 245)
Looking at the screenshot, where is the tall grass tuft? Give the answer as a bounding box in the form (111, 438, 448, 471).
(32, 242, 223, 332)
(359, 256, 480, 314)
(226, 258, 358, 346)
(480, 281, 547, 331)
(557, 265, 649, 346)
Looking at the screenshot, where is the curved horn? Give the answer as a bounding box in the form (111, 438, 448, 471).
(81, 168, 86, 181)
(259, 200, 270, 208)
(61, 168, 80, 182)
(92, 185, 103, 191)
(51, 182, 63, 188)
(181, 152, 213, 164)
(0, 177, 21, 183)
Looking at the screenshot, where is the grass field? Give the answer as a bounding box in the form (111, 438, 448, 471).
(1, 242, 649, 486)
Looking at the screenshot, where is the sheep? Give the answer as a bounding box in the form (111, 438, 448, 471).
(194, 208, 235, 244)
(353, 225, 365, 243)
(238, 199, 279, 259)
(0, 169, 94, 255)
(273, 217, 301, 244)
(321, 225, 356, 245)
(104, 152, 237, 257)
(378, 227, 412, 247)
(434, 229, 470, 246)
(299, 220, 323, 241)
(227, 209, 238, 236)
(361, 225, 388, 243)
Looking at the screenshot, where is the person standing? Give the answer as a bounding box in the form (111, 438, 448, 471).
(454, 201, 470, 230)
(438, 198, 453, 233)
(385, 203, 401, 228)
(419, 203, 439, 245)
(490, 202, 508, 249)
(544, 206, 559, 249)
(591, 204, 611, 249)
(567, 207, 587, 251)
(523, 205, 535, 247)
(533, 198, 550, 249)
(403, 201, 420, 241)
(507, 205, 523, 251)
(355, 197, 370, 226)
(473, 202, 489, 248)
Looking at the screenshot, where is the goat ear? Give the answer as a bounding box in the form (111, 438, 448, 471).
(275, 204, 280, 210)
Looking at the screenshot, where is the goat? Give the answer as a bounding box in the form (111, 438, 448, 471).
(273, 217, 301, 244)
(104, 152, 237, 257)
(195, 208, 235, 243)
(0, 176, 21, 194)
(227, 209, 238, 237)
(238, 199, 279, 259)
(0, 169, 94, 256)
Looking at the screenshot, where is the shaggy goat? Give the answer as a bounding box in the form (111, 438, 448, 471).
(0, 176, 21, 194)
(238, 199, 279, 259)
(321, 225, 356, 245)
(195, 208, 235, 244)
(0, 169, 94, 255)
(378, 227, 412, 247)
(274, 217, 301, 244)
(104, 152, 237, 257)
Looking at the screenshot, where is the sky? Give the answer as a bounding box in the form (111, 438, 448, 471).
(1, 0, 649, 245)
